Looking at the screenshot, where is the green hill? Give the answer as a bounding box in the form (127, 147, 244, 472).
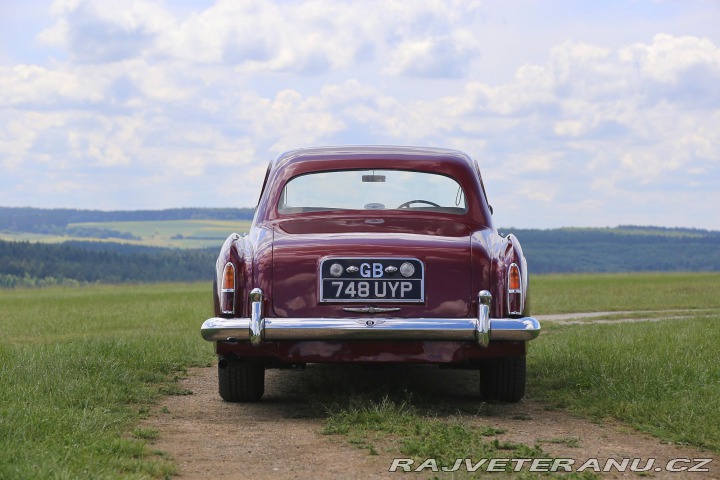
(509, 226, 720, 273)
(0, 207, 253, 249)
(0, 240, 216, 288)
(0, 207, 718, 287)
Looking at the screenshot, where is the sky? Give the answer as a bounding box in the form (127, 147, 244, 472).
(1, 0, 719, 230)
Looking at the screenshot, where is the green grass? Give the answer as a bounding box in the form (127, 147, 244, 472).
(1, 219, 251, 249)
(0, 283, 214, 479)
(529, 315, 720, 452)
(0, 232, 71, 244)
(322, 395, 597, 479)
(68, 220, 251, 248)
(529, 272, 720, 314)
(1, 273, 718, 478)
(527, 272, 720, 452)
(324, 398, 557, 477)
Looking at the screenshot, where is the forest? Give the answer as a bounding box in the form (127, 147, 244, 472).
(0, 240, 215, 288)
(0, 207, 718, 287)
(513, 227, 720, 273)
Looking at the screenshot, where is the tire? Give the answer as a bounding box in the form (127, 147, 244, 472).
(218, 359, 265, 402)
(479, 356, 526, 403)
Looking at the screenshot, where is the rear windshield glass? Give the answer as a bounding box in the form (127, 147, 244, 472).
(278, 170, 467, 215)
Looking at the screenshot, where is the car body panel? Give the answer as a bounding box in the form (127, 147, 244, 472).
(271, 230, 473, 318)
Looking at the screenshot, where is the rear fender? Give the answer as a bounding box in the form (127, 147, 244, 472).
(214, 233, 252, 318)
(491, 234, 529, 318)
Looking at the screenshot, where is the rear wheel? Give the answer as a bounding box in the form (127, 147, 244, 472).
(218, 358, 265, 402)
(479, 356, 526, 403)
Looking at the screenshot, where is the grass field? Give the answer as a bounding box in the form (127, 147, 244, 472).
(0, 219, 252, 249)
(529, 271, 720, 313)
(531, 316, 720, 452)
(0, 283, 214, 479)
(525, 274, 720, 453)
(1, 272, 718, 478)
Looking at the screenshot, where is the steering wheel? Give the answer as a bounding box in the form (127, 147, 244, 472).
(397, 199, 441, 209)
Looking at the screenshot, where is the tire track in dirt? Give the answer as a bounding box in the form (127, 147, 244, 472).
(144, 366, 390, 480)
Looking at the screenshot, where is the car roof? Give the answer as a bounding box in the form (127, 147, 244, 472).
(254, 145, 494, 229)
(272, 145, 476, 171)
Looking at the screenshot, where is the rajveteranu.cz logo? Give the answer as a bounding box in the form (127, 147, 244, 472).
(388, 457, 714, 473)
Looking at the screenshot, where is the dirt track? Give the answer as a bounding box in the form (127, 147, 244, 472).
(144, 314, 718, 479)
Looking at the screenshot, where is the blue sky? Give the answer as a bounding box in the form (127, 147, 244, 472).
(1, 0, 719, 229)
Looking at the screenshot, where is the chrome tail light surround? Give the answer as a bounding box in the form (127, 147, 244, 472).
(507, 262, 523, 317)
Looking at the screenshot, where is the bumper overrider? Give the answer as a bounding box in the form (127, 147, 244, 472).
(201, 289, 540, 347)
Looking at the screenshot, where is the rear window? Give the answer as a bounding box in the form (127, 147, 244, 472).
(278, 169, 467, 215)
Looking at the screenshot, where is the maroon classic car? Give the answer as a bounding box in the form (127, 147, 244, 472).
(201, 146, 540, 403)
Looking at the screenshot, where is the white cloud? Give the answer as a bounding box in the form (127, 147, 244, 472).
(384, 32, 480, 78)
(40, 0, 173, 62)
(38, 0, 486, 78)
(2, 1, 720, 228)
(0, 64, 103, 106)
(620, 34, 720, 84)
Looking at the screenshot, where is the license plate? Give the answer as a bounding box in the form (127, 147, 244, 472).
(319, 258, 424, 303)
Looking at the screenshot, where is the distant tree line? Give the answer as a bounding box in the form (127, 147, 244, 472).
(510, 228, 720, 273)
(0, 207, 255, 234)
(0, 240, 216, 288)
(65, 226, 141, 240)
(1, 207, 719, 288)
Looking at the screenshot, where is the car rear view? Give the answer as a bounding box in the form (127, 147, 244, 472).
(201, 146, 540, 403)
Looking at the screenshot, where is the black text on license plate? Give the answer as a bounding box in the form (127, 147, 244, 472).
(320, 258, 424, 302)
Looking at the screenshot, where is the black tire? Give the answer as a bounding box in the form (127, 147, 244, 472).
(479, 356, 526, 403)
(218, 359, 265, 402)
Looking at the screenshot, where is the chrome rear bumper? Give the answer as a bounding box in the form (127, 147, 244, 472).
(201, 289, 540, 347)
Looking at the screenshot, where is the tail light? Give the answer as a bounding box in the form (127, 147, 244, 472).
(220, 262, 235, 315)
(507, 262, 522, 317)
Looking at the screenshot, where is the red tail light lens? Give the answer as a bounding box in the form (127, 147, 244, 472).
(508, 263, 522, 317)
(508, 263, 521, 291)
(221, 263, 235, 314)
(222, 263, 235, 291)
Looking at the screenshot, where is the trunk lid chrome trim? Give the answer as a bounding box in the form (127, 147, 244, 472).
(342, 306, 401, 314)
